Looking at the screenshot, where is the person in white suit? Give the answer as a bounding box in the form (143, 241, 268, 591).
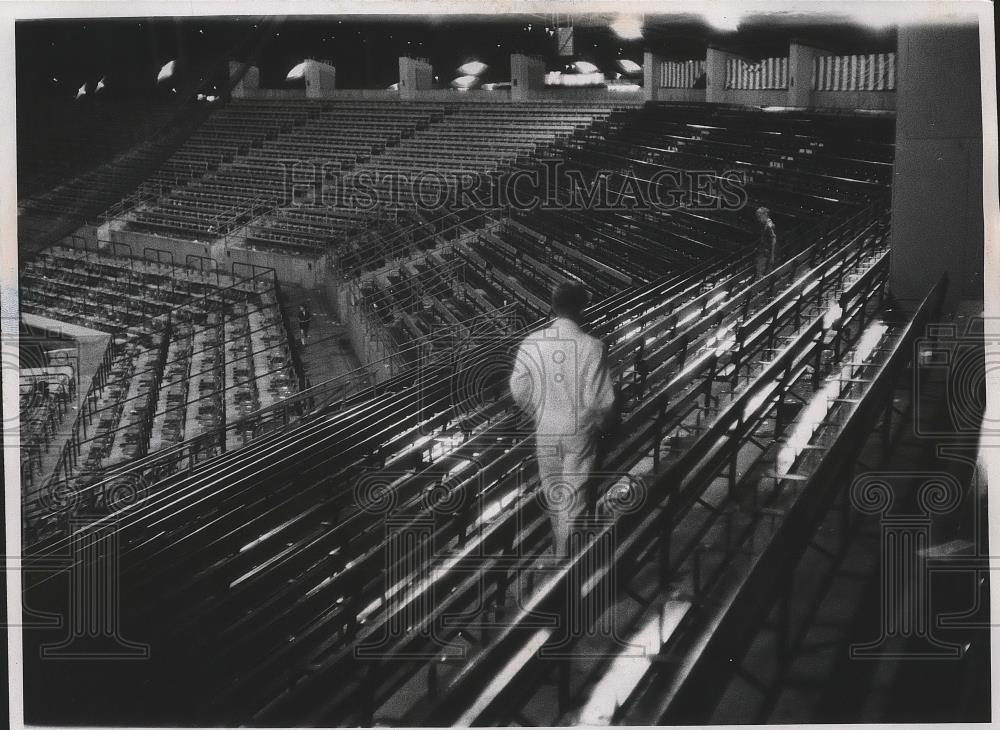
(509, 283, 618, 559)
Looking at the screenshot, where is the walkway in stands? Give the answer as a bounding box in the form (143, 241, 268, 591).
(706, 297, 987, 725)
(279, 284, 361, 388)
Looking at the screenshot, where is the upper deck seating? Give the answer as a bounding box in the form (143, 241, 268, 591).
(132, 101, 444, 242)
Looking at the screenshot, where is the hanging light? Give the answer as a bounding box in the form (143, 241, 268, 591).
(286, 59, 335, 82)
(450, 75, 480, 89)
(157, 60, 176, 82)
(286, 61, 309, 80)
(610, 14, 643, 40)
(457, 60, 488, 76)
(617, 59, 642, 74)
(75, 82, 87, 99)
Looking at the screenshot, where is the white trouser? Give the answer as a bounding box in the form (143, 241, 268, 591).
(534, 430, 598, 558)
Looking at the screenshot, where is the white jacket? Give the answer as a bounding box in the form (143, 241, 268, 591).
(509, 317, 617, 439)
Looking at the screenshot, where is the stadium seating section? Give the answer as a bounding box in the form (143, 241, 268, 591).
(23, 99, 953, 728)
(331, 102, 893, 366)
(17, 99, 211, 237)
(19, 246, 298, 520)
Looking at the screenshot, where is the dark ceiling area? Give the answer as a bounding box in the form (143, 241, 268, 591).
(15, 14, 899, 103)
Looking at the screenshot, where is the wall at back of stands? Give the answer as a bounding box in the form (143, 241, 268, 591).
(645, 47, 896, 110)
(244, 83, 639, 104)
(108, 227, 328, 288)
(811, 90, 896, 110)
(247, 88, 309, 100)
(234, 50, 902, 110)
(236, 60, 644, 103)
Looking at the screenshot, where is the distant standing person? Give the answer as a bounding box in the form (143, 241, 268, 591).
(755, 206, 777, 279)
(297, 304, 312, 346)
(508, 282, 618, 560)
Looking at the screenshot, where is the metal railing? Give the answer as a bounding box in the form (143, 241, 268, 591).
(618, 275, 947, 725)
(335, 208, 497, 279)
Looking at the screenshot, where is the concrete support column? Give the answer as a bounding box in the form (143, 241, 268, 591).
(229, 61, 259, 99)
(399, 56, 433, 100)
(644, 51, 664, 101)
(890, 24, 983, 307)
(510, 53, 546, 101)
(705, 46, 737, 104)
(788, 42, 823, 107)
(305, 59, 337, 97)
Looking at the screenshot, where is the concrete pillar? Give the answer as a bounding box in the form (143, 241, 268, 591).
(305, 59, 337, 98)
(788, 41, 825, 107)
(705, 46, 737, 104)
(890, 24, 983, 307)
(510, 53, 545, 101)
(229, 61, 259, 99)
(644, 51, 664, 102)
(398, 56, 433, 100)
